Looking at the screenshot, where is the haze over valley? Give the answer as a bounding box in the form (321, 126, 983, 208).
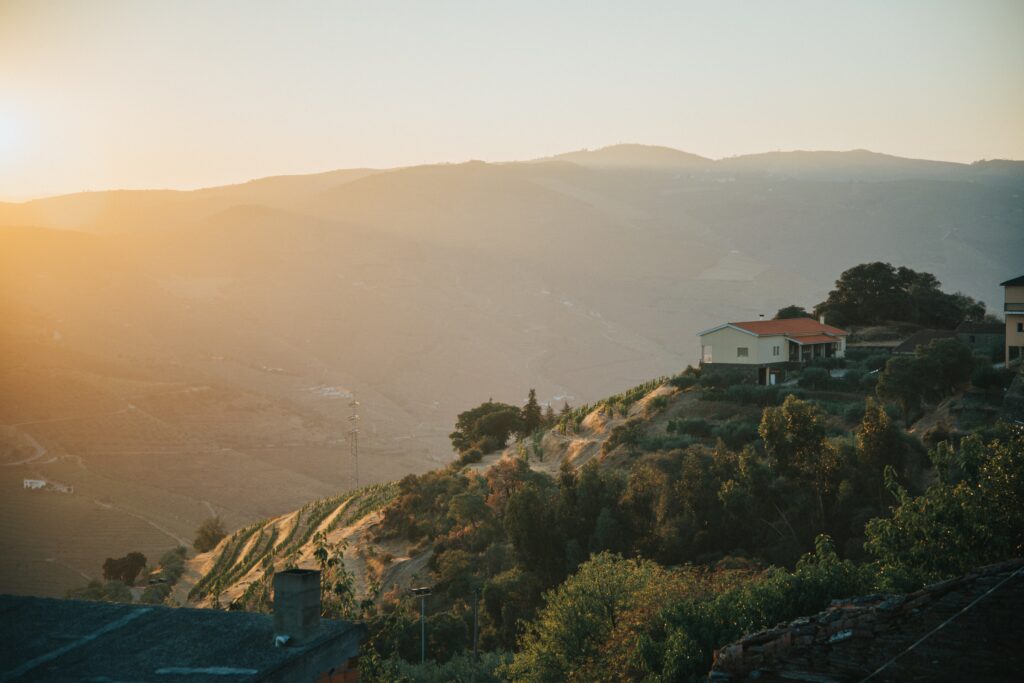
(0, 144, 1020, 596)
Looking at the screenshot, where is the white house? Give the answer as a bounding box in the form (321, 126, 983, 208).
(23, 479, 46, 490)
(697, 317, 849, 385)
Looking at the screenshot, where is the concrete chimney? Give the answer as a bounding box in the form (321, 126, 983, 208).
(819, 314, 826, 325)
(273, 569, 321, 645)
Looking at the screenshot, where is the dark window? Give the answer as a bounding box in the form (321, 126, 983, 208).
(737, 347, 749, 358)
(1018, 322, 1023, 333)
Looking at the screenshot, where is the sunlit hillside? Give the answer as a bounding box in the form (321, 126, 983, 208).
(1, 145, 1021, 597)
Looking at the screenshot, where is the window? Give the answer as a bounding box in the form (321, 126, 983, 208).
(773, 345, 780, 356)
(737, 347, 749, 358)
(1018, 322, 1023, 333)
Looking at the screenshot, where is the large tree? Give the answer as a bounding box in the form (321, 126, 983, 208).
(450, 400, 524, 453)
(774, 304, 810, 319)
(522, 389, 543, 435)
(814, 262, 984, 327)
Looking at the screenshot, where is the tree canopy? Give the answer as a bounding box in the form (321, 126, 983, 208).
(449, 400, 523, 453)
(814, 262, 985, 327)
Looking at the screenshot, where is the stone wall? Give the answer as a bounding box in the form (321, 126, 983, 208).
(710, 559, 1024, 682)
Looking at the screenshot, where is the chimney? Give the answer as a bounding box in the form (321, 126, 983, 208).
(819, 314, 826, 325)
(273, 569, 321, 645)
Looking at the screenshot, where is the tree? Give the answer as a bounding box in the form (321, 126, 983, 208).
(502, 553, 669, 683)
(856, 399, 908, 503)
(522, 389, 543, 435)
(193, 516, 227, 553)
(450, 401, 523, 453)
(774, 304, 809, 319)
(915, 338, 974, 398)
(876, 356, 924, 423)
(102, 552, 147, 586)
(814, 262, 985, 327)
(865, 429, 1024, 588)
(543, 403, 556, 427)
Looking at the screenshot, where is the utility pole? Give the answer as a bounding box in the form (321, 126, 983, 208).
(348, 399, 360, 488)
(409, 587, 432, 664)
(472, 587, 479, 660)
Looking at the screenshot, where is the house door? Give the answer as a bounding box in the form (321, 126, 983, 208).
(758, 367, 768, 385)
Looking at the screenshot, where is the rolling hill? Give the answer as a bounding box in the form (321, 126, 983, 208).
(1, 144, 1021, 597)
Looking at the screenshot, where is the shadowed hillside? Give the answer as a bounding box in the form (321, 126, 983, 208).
(1, 145, 1021, 597)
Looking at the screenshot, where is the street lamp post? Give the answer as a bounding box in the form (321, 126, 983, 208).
(409, 586, 432, 664)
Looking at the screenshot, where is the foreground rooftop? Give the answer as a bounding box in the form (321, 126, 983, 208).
(0, 594, 364, 682)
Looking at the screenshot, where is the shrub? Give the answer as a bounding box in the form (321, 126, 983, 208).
(669, 375, 698, 390)
(798, 367, 830, 389)
(668, 419, 712, 438)
(194, 517, 227, 553)
(971, 364, 1007, 393)
(711, 420, 759, 449)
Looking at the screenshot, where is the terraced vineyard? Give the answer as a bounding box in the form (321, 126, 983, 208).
(187, 482, 398, 606)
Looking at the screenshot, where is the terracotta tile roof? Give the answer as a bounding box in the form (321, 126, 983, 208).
(730, 318, 848, 337)
(787, 334, 839, 344)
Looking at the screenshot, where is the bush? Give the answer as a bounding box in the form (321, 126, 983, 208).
(669, 375, 698, 390)
(798, 367, 830, 390)
(457, 448, 484, 467)
(711, 420, 759, 449)
(194, 517, 227, 553)
(699, 369, 749, 389)
(668, 419, 712, 438)
(843, 402, 866, 424)
(971, 364, 1007, 393)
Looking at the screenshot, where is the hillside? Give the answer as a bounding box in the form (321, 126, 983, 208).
(2, 146, 1022, 598)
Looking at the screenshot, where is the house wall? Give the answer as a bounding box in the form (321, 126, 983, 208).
(1006, 286, 1024, 364)
(699, 327, 762, 364)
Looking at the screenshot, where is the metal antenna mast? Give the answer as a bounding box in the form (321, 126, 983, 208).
(348, 399, 360, 488)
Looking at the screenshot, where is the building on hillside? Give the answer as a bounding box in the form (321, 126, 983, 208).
(0, 569, 364, 682)
(955, 321, 1005, 360)
(1002, 275, 1024, 365)
(22, 479, 46, 490)
(697, 317, 849, 385)
(892, 329, 957, 356)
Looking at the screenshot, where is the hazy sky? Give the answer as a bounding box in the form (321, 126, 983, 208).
(1, 0, 1022, 199)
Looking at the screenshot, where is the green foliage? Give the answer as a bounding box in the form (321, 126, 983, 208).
(774, 304, 810, 319)
(970, 363, 1007, 393)
(66, 580, 134, 603)
(798, 366, 830, 389)
(386, 651, 511, 683)
(876, 355, 924, 422)
(450, 401, 523, 453)
(877, 338, 975, 422)
(505, 539, 874, 683)
(522, 389, 543, 436)
(814, 262, 985, 327)
(667, 418, 711, 438)
(193, 516, 227, 553)
(102, 552, 147, 586)
(865, 428, 1024, 588)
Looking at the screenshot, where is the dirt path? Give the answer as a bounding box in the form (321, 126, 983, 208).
(2, 431, 48, 467)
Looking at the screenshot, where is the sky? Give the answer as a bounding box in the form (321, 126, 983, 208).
(1, 0, 1022, 200)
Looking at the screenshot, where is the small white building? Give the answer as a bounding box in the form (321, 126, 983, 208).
(23, 479, 46, 490)
(697, 317, 849, 385)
